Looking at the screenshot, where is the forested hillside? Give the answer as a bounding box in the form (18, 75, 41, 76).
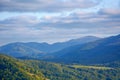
(0, 54, 45, 80)
(1, 54, 120, 80)
(24, 60, 120, 80)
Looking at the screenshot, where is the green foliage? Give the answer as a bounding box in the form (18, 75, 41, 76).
(1, 54, 120, 80)
(0, 54, 45, 80)
(24, 60, 120, 80)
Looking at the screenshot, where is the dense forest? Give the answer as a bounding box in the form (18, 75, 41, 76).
(0, 54, 120, 80)
(0, 54, 45, 80)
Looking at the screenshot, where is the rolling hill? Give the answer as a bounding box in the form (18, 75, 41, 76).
(0, 42, 45, 57)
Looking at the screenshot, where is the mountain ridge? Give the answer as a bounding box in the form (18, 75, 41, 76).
(0, 36, 100, 57)
(44, 34, 120, 64)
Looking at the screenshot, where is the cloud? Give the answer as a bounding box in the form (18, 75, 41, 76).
(0, 0, 100, 12)
(99, 9, 120, 15)
(37, 8, 120, 29)
(0, 8, 120, 29)
(0, 8, 120, 45)
(0, 15, 40, 30)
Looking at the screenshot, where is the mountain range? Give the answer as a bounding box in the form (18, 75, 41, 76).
(0, 36, 99, 57)
(0, 34, 120, 65)
(46, 34, 120, 64)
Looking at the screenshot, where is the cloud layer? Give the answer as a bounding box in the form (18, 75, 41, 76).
(0, 0, 99, 12)
(0, 8, 120, 45)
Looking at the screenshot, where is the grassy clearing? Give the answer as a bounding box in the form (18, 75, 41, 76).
(69, 65, 113, 70)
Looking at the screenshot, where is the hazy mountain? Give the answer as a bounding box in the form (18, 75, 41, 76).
(0, 36, 100, 57)
(46, 34, 120, 64)
(19, 36, 100, 53)
(49, 36, 100, 52)
(0, 42, 44, 57)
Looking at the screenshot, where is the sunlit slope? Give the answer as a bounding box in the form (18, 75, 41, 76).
(0, 54, 45, 80)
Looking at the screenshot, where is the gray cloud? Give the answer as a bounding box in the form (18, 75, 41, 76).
(0, 9, 120, 29)
(0, 0, 100, 12)
(99, 8, 120, 15)
(0, 8, 120, 45)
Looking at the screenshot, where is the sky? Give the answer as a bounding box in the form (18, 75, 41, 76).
(0, 0, 120, 45)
